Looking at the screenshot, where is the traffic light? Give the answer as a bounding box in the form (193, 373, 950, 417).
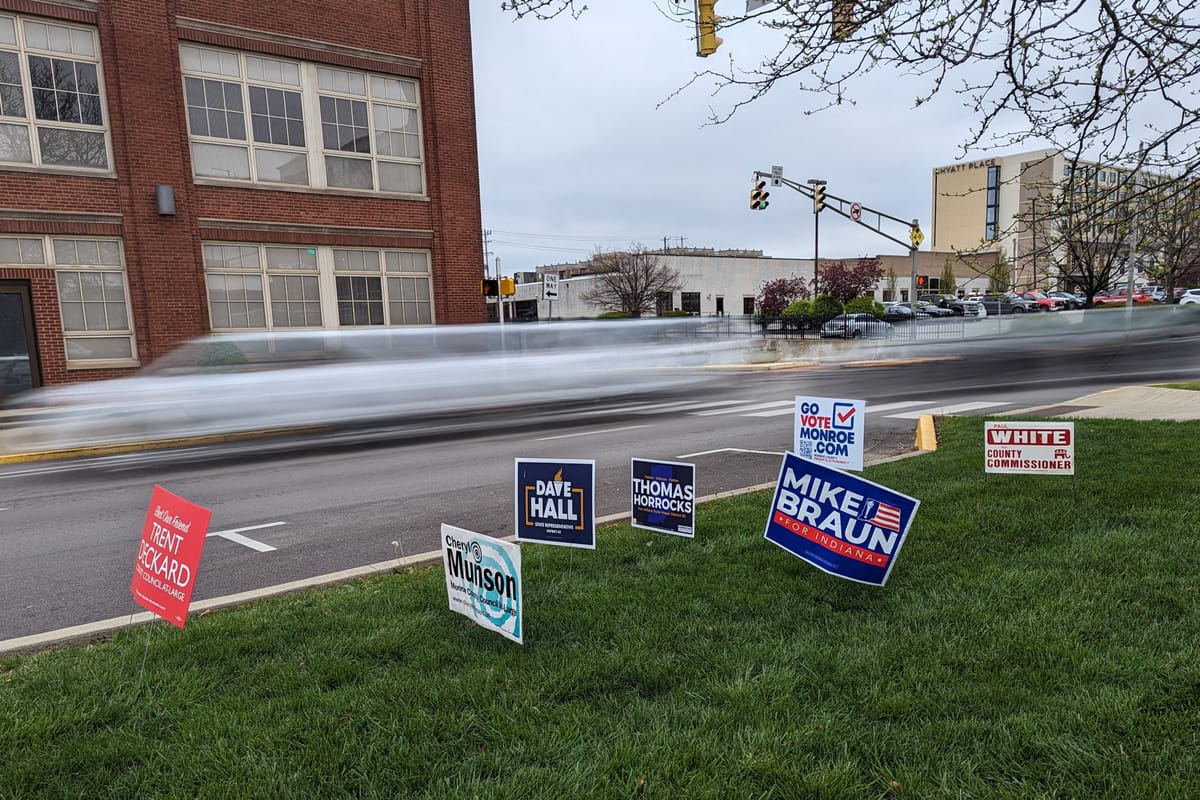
(750, 179, 769, 211)
(696, 0, 723, 57)
(500, 277, 515, 297)
(813, 183, 826, 214)
(916, 275, 929, 290)
(480, 279, 498, 297)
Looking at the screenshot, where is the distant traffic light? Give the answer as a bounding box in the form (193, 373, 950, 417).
(696, 0, 723, 57)
(750, 179, 769, 211)
(813, 183, 826, 214)
(916, 275, 930, 290)
(481, 279, 499, 297)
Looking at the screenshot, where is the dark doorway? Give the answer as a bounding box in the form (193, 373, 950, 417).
(0, 280, 41, 395)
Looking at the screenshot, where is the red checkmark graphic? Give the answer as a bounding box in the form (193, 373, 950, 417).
(836, 407, 856, 424)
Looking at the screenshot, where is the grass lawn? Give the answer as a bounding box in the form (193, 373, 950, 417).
(3, 417, 1199, 799)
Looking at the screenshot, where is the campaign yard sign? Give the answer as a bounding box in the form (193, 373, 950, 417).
(515, 458, 595, 549)
(764, 453, 919, 587)
(131, 485, 213, 628)
(631, 458, 696, 537)
(442, 524, 523, 644)
(984, 421, 1075, 475)
(793, 396, 866, 471)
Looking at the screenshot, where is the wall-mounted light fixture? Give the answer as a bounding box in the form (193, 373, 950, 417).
(155, 184, 176, 216)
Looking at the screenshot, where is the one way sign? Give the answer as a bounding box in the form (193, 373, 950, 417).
(543, 274, 559, 300)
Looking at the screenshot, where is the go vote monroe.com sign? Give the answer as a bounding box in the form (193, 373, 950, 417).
(764, 453, 919, 586)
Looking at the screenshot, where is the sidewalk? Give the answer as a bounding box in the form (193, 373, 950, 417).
(1015, 385, 1200, 422)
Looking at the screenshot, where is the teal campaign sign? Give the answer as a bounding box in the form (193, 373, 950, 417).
(442, 524, 522, 643)
(515, 458, 595, 549)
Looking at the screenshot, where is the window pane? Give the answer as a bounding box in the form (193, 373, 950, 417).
(74, 239, 98, 265)
(65, 336, 132, 361)
(191, 141, 250, 179)
(0, 52, 25, 117)
(37, 127, 107, 168)
(0, 122, 31, 162)
(378, 161, 422, 194)
(19, 238, 44, 264)
(0, 17, 15, 46)
(325, 155, 372, 189)
(254, 148, 308, 184)
(60, 301, 84, 330)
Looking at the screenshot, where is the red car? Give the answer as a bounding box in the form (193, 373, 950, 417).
(1093, 290, 1154, 306)
(1016, 291, 1066, 311)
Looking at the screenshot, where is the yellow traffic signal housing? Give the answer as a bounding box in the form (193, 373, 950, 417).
(500, 277, 516, 297)
(696, 0, 723, 57)
(813, 184, 826, 214)
(750, 179, 769, 211)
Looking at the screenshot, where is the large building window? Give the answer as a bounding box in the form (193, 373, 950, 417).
(181, 45, 424, 195)
(204, 243, 432, 331)
(0, 14, 110, 170)
(0, 236, 135, 365)
(985, 164, 1000, 241)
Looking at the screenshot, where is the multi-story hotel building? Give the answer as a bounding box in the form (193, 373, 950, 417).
(0, 0, 484, 394)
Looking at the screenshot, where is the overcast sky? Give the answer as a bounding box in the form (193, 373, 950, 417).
(469, 2, 1038, 275)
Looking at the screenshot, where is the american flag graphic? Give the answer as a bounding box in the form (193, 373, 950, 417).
(859, 498, 901, 532)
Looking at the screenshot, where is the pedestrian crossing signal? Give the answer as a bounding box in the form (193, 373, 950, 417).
(751, 179, 769, 211)
(481, 279, 499, 297)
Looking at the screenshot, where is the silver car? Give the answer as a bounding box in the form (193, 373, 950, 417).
(819, 313, 895, 339)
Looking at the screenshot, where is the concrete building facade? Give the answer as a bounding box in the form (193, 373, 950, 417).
(0, 0, 484, 395)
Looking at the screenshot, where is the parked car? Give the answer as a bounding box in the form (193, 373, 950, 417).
(1180, 288, 1200, 305)
(918, 294, 986, 317)
(1171, 287, 1188, 303)
(819, 313, 895, 338)
(910, 300, 957, 318)
(1047, 291, 1085, 310)
(1016, 291, 1066, 311)
(981, 293, 1040, 314)
(881, 302, 916, 322)
(1093, 289, 1154, 306)
(1142, 286, 1167, 303)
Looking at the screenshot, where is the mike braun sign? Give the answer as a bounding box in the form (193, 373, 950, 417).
(131, 485, 213, 628)
(765, 453, 919, 586)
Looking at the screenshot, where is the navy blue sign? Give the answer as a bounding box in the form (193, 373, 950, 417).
(631, 458, 696, 538)
(764, 452, 920, 586)
(515, 458, 595, 549)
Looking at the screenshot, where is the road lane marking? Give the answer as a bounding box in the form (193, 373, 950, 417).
(630, 399, 747, 414)
(207, 521, 284, 552)
(677, 447, 784, 458)
(692, 400, 795, 416)
(865, 401, 931, 414)
(537, 424, 650, 441)
(888, 401, 1011, 419)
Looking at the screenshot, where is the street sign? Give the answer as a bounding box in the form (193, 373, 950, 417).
(850, 202, 862, 221)
(543, 273, 559, 301)
(910, 226, 925, 247)
(770, 165, 783, 187)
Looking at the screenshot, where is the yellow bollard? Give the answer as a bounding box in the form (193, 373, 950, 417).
(914, 414, 938, 451)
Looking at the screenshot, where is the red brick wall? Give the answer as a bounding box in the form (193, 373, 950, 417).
(0, 0, 486, 387)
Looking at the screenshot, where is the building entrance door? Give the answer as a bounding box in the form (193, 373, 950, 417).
(0, 280, 41, 395)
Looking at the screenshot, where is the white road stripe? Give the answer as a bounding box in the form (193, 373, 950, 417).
(207, 521, 285, 552)
(677, 446, 785, 458)
(692, 400, 796, 416)
(630, 399, 748, 414)
(537, 424, 651, 441)
(865, 400, 930, 414)
(888, 401, 1011, 419)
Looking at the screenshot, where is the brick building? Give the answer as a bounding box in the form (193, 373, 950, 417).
(0, 0, 485, 394)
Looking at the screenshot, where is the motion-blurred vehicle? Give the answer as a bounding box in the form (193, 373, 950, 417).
(0, 321, 739, 454)
(1093, 289, 1154, 306)
(0, 355, 32, 396)
(1180, 289, 1200, 305)
(819, 314, 894, 339)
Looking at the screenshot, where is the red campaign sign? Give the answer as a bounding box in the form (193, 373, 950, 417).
(130, 485, 212, 629)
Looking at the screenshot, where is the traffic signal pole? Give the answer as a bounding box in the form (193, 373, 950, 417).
(753, 170, 925, 300)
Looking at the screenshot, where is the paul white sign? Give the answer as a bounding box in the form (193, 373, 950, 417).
(793, 396, 866, 472)
(984, 421, 1075, 475)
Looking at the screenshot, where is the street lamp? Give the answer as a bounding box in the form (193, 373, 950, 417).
(807, 178, 827, 293)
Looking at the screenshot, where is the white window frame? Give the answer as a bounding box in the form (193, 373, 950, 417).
(181, 44, 426, 196)
(0, 13, 113, 172)
(203, 242, 434, 332)
(0, 235, 137, 367)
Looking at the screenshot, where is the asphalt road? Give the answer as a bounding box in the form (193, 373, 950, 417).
(3, 320, 1199, 644)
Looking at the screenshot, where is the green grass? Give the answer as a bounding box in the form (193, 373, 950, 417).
(3, 417, 1200, 799)
(1157, 381, 1200, 391)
